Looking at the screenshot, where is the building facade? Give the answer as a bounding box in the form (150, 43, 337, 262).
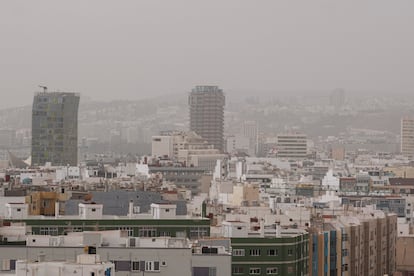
(189, 86, 225, 152)
(276, 134, 307, 160)
(309, 211, 397, 276)
(401, 117, 414, 160)
(0, 234, 231, 276)
(231, 235, 309, 276)
(31, 91, 80, 166)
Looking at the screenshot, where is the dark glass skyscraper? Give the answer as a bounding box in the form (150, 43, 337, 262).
(189, 85, 225, 152)
(31, 91, 80, 166)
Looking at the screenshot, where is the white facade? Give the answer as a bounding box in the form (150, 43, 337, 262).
(152, 135, 173, 158)
(150, 203, 176, 219)
(4, 203, 28, 219)
(0, 197, 25, 217)
(222, 221, 249, 238)
(55, 166, 81, 182)
(79, 203, 103, 219)
(15, 254, 114, 276)
(321, 169, 340, 191)
(276, 134, 308, 159)
(0, 231, 230, 276)
(0, 225, 27, 242)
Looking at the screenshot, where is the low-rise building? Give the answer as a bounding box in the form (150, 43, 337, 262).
(3, 202, 210, 240)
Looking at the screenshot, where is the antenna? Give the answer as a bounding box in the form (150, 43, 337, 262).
(38, 85, 47, 93)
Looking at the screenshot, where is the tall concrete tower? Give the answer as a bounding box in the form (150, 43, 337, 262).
(31, 90, 80, 166)
(189, 85, 225, 152)
(401, 117, 414, 160)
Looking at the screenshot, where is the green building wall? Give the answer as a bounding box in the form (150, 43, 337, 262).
(4, 218, 210, 239)
(231, 234, 309, 276)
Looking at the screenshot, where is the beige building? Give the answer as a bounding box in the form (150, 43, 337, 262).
(232, 183, 260, 207)
(310, 207, 397, 276)
(338, 211, 396, 276)
(152, 131, 224, 170)
(401, 117, 414, 160)
(396, 236, 414, 275)
(386, 166, 414, 178)
(330, 146, 345, 161)
(25, 191, 68, 216)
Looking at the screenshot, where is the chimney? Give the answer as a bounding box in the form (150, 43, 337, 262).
(128, 200, 134, 218)
(55, 201, 59, 218)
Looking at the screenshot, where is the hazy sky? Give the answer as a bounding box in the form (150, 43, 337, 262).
(1, 1, 413, 108)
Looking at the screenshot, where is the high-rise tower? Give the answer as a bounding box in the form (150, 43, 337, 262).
(401, 117, 414, 160)
(31, 90, 80, 166)
(189, 85, 225, 152)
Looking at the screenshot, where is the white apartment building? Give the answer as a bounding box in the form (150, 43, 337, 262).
(12, 254, 114, 276)
(276, 134, 308, 160)
(0, 230, 231, 276)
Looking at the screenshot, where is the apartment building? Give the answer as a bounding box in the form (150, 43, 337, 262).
(230, 233, 309, 276)
(309, 209, 397, 276)
(189, 86, 225, 152)
(276, 134, 308, 160)
(401, 117, 414, 160)
(3, 202, 210, 240)
(0, 230, 231, 276)
(31, 91, 80, 166)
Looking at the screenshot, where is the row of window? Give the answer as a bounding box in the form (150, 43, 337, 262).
(232, 248, 293, 257)
(35, 226, 209, 238)
(233, 267, 283, 275)
(112, 260, 166, 272)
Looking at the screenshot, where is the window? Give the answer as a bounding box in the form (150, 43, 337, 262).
(112, 261, 131, 272)
(165, 208, 170, 212)
(92, 208, 96, 212)
(267, 249, 278, 256)
(250, 268, 261, 275)
(17, 208, 21, 212)
(233, 267, 244, 274)
(233, 249, 245, 256)
(39, 227, 58, 236)
(131, 261, 141, 271)
(250, 249, 261, 256)
(139, 227, 157, 237)
(190, 227, 209, 238)
(118, 227, 133, 236)
(145, 261, 160, 272)
(267, 267, 278, 275)
(193, 267, 216, 276)
(287, 248, 293, 256)
(158, 231, 171, 237)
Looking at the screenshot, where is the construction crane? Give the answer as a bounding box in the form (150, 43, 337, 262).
(38, 85, 47, 93)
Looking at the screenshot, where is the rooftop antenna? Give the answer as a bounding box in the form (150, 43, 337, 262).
(38, 85, 47, 93)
